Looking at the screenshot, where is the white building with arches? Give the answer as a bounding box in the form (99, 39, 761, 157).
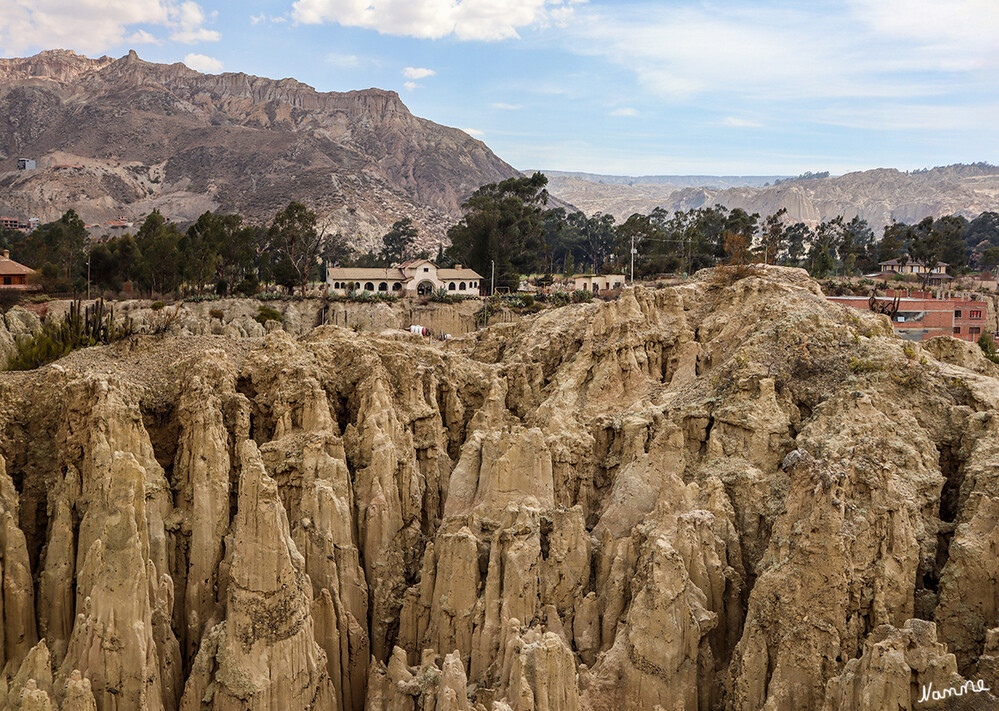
(327, 259, 483, 296)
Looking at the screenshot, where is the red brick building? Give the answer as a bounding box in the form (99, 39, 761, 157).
(828, 292, 989, 342)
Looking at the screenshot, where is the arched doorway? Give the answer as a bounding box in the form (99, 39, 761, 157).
(417, 280, 435, 296)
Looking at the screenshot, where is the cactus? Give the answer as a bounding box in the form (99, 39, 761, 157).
(6, 300, 133, 371)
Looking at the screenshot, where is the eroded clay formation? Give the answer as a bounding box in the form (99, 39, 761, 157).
(0, 266, 997, 710)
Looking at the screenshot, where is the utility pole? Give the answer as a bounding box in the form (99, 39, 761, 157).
(630, 233, 636, 286)
(485, 259, 495, 328)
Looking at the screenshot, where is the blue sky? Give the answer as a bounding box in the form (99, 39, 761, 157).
(2, 0, 997, 175)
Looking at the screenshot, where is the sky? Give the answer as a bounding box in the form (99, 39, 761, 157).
(1, 0, 997, 176)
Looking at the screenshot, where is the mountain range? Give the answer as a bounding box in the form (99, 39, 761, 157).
(0, 50, 519, 252)
(544, 164, 999, 232)
(2, 50, 999, 250)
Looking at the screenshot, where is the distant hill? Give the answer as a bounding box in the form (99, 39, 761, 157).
(545, 164, 999, 231)
(542, 170, 788, 189)
(0, 50, 520, 252)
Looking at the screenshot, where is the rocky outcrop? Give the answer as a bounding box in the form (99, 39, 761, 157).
(178, 440, 333, 710)
(0, 266, 997, 709)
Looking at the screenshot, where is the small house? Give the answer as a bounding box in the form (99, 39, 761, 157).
(0, 250, 36, 289)
(572, 274, 626, 293)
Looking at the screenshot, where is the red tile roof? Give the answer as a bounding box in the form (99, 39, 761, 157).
(0, 255, 35, 276)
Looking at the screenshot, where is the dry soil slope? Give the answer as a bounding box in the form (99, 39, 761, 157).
(0, 266, 998, 710)
(0, 49, 520, 251)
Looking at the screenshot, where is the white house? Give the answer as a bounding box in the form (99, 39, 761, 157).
(572, 274, 626, 293)
(327, 259, 483, 296)
(877, 259, 953, 286)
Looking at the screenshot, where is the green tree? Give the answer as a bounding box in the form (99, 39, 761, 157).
(268, 201, 327, 297)
(563, 251, 575, 277)
(380, 218, 418, 265)
(878, 222, 907, 265)
(446, 172, 549, 293)
(181, 212, 232, 294)
(837, 216, 875, 275)
(807, 220, 840, 277)
(982, 246, 999, 272)
(758, 208, 788, 265)
(905, 216, 966, 288)
(964, 211, 999, 268)
(783, 222, 812, 266)
(135, 211, 183, 295)
(22, 210, 89, 288)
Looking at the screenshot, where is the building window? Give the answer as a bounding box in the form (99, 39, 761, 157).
(378, 282, 388, 291)
(970, 327, 982, 336)
(448, 283, 455, 291)
(955, 310, 962, 318)
(954, 327, 961, 335)
(971, 310, 983, 319)
(2, 277, 9, 286)
(392, 283, 402, 291)
(459, 282, 466, 290)
(365, 282, 374, 291)
(424, 267, 429, 272)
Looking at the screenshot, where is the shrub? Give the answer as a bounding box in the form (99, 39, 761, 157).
(185, 294, 219, 303)
(848, 358, 882, 374)
(891, 364, 924, 389)
(430, 288, 461, 303)
(235, 275, 260, 297)
(256, 291, 293, 301)
(331, 290, 398, 304)
(571, 290, 594, 303)
(208, 308, 224, 321)
(6, 299, 132, 371)
(549, 291, 570, 307)
(0, 291, 23, 313)
(254, 305, 282, 325)
(709, 263, 766, 286)
(151, 301, 166, 311)
(978, 332, 999, 365)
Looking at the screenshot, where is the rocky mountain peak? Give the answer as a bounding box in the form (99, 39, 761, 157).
(0, 50, 519, 250)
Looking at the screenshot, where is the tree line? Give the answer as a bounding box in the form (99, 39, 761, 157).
(443, 173, 999, 291)
(0, 202, 351, 297)
(3, 173, 999, 298)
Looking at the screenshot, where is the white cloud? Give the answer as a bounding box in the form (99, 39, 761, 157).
(326, 52, 361, 68)
(170, 1, 219, 42)
(403, 81, 421, 91)
(183, 52, 223, 73)
(491, 102, 523, 110)
(565, 3, 999, 103)
(0, 0, 219, 54)
(403, 66, 435, 79)
(847, 0, 999, 49)
(250, 13, 265, 25)
(610, 107, 638, 117)
(126, 29, 160, 44)
(462, 128, 485, 136)
(723, 117, 762, 128)
(292, 0, 583, 41)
